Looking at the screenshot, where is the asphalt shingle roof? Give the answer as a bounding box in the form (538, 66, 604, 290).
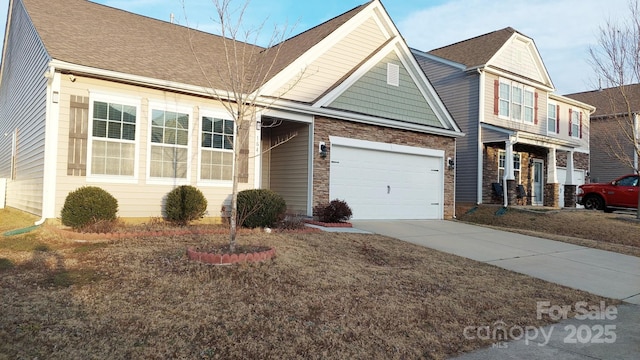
(565, 84, 640, 117)
(427, 27, 517, 68)
(21, 0, 369, 91)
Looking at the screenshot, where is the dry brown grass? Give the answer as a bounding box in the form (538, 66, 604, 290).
(458, 206, 640, 257)
(0, 210, 612, 359)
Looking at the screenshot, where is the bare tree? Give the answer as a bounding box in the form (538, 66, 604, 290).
(183, 0, 302, 250)
(589, 0, 640, 218)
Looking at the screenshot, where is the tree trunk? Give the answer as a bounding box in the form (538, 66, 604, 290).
(229, 135, 242, 253)
(636, 172, 640, 220)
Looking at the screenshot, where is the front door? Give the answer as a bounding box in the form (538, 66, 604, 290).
(532, 160, 544, 205)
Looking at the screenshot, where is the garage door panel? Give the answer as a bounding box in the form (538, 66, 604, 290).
(330, 143, 443, 220)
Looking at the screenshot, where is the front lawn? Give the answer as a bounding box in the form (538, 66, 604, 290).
(0, 209, 611, 359)
(458, 205, 640, 257)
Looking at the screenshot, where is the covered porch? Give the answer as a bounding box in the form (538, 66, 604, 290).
(481, 124, 587, 208)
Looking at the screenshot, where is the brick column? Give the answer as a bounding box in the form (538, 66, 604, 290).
(507, 180, 517, 206)
(564, 185, 577, 208)
(544, 183, 560, 208)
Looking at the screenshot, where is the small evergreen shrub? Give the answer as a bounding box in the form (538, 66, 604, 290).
(164, 185, 208, 226)
(237, 189, 286, 228)
(61, 186, 118, 230)
(313, 199, 353, 223)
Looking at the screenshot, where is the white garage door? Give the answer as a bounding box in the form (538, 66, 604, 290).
(557, 168, 585, 208)
(329, 137, 444, 220)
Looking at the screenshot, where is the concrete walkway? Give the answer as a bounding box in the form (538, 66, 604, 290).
(350, 220, 640, 360)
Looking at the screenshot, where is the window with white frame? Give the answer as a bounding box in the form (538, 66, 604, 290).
(149, 108, 189, 179)
(498, 150, 521, 183)
(499, 81, 510, 117)
(200, 116, 234, 181)
(547, 102, 557, 133)
(90, 100, 137, 176)
(524, 89, 534, 123)
(498, 79, 535, 123)
(571, 109, 580, 138)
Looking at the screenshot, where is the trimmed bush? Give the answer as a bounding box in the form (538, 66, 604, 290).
(313, 199, 352, 223)
(237, 189, 286, 228)
(164, 185, 208, 226)
(61, 186, 118, 230)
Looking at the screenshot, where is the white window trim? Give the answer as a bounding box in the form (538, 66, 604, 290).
(86, 92, 141, 184)
(197, 108, 235, 187)
(547, 100, 557, 136)
(523, 87, 535, 124)
(570, 107, 581, 139)
(146, 101, 193, 185)
(498, 150, 522, 183)
(498, 78, 536, 124)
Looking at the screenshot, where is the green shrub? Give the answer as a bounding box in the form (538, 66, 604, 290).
(164, 185, 208, 226)
(313, 199, 352, 223)
(61, 186, 118, 230)
(237, 189, 286, 228)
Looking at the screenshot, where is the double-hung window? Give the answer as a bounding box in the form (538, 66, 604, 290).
(498, 150, 521, 183)
(149, 107, 190, 179)
(90, 98, 138, 177)
(571, 109, 581, 138)
(498, 79, 535, 123)
(200, 115, 234, 181)
(547, 102, 557, 134)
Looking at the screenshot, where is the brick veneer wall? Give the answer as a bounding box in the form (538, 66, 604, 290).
(313, 117, 456, 219)
(556, 151, 589, 171)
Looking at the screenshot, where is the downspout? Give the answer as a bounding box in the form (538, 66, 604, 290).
(503, 135, 517, 208)
(453, 137, 457, 218)
(476, 68, 485, 204)
(35, 64, 59, 226)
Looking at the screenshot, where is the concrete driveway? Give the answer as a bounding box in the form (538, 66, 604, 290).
(350, 220, 640, 360)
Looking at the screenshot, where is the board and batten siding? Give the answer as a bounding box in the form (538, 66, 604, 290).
(0, 0, 51, 215)
(278, 16, 387, 103)
(54, 76, 257, 220)
(415, 52, 480, 203)
(329, 52, 442, 128)
(264, 122, 310, 215)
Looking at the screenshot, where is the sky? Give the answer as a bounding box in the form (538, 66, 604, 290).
(0, 0, 632, 94)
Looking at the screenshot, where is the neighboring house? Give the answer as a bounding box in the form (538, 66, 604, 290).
(0, 0, 462, 223)
(413, 27, 595, 208)
(565, 84, 640, 183)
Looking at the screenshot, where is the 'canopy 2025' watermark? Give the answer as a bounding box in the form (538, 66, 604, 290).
(463, 301, 618, 349)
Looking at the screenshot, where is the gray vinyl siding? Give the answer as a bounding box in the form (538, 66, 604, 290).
(328, 52, 442, 128)
(266, 122, 310, 215)
(0, 0, 51, 215)
(589, 118, 635, 183)
(415, 53, 480, 204)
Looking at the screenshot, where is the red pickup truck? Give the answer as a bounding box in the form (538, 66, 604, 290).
(577, 174, 639, 212)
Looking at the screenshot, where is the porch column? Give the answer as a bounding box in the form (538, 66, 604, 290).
(564, 150, 577, 208)
(544, 148, 560, 207)
(547, 148, 558, 183)
(503, 140, 516, 207)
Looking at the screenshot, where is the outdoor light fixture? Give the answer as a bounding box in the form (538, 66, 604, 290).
(319, 142, 327, 158)
(529, 158, 534, 167)
(447, 157, 454, 170)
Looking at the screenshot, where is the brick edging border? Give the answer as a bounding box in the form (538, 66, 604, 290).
(186, 247, 276, 265)
(304, 220, 353, 228)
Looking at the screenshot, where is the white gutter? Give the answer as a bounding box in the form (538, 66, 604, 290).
(50, 60, 465, 139)
(476, 68, 485, 204)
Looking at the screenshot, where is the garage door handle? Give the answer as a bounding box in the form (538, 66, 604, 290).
(387, 185, 391, 194)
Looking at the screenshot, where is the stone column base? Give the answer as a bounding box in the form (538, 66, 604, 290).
(507, 180, 517, 206)
(544, 183, 560, 208)
(564, 185, 577, 208)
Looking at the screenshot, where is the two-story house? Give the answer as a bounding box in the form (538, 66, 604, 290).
(0, 0, 462, 223)
(566, 84, 640, 183)
(414, 27, 595, 208)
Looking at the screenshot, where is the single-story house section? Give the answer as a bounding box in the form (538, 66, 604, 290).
(0, 0, 463, 223)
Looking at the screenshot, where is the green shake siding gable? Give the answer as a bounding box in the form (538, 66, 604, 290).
(328, 52, 443, 128)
